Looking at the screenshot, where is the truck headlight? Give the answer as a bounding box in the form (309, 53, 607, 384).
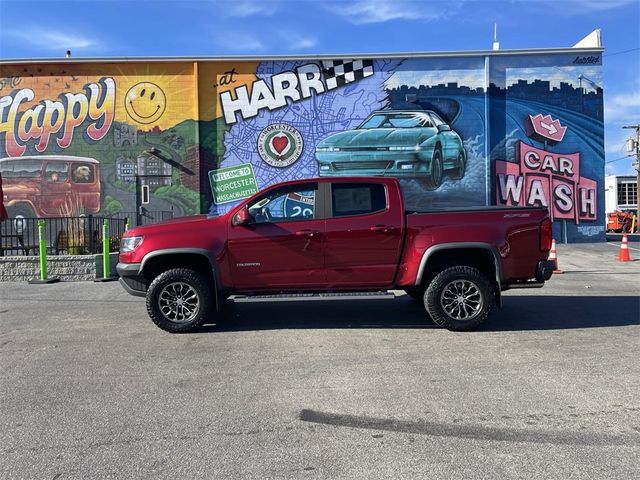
(120, 236, 143, 253)
(320, 165, 331, 171)
(399, 164, 414, 170)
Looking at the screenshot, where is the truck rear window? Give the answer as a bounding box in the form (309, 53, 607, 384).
(331, 183, 386, 217)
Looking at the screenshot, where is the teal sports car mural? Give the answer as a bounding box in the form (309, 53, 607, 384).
(315, 110, 466, 190)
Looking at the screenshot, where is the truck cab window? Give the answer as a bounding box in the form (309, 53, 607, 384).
(331, 183, 386, 217)
(247, 184, 317, 223)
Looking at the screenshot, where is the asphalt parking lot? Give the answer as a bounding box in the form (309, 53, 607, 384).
(1, 242, 639, 479)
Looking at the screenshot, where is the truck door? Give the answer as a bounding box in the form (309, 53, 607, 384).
(227, 182, 326, 290)
(324, 181, 403, 287)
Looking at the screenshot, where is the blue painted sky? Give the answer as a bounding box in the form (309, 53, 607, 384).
(0, 0, 638, 175)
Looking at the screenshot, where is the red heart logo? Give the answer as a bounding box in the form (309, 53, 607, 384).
(272, 135, 289, 155)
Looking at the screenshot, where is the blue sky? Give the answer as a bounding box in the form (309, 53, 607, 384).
(0, 0, 638, 175)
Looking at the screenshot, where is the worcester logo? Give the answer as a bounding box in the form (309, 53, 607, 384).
(257, 123, 303, 168)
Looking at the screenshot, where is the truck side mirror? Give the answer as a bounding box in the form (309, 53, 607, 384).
(437, 124, 451, 133)
(233, 206, 250, 227)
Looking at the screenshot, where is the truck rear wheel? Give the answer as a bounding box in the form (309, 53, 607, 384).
(424, 266, 494, 331)
(146, 268, 214, 333)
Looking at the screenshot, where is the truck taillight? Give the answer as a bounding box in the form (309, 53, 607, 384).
(540, 218, 552, 252)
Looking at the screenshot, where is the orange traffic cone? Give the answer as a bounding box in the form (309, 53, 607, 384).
(548, 239, 564, 273)
(618, 233, 632, 262)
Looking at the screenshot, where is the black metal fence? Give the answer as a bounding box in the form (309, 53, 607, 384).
(0, 216, 127, 256)
(109, 210, 174, 226)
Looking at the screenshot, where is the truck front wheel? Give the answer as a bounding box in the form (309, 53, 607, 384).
(424, 266, 494, 331)
(146, 268, 214, 333)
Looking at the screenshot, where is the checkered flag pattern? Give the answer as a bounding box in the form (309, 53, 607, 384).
(321, 59, 374, 90)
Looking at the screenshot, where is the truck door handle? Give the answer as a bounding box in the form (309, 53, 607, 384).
(370, 225, 393, 233)
(295, 229, 318, 237)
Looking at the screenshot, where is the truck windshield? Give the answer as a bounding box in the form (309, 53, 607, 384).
(358, 113, 432, 129)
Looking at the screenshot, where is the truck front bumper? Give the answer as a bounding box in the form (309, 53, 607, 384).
(116, 262, 146, 297)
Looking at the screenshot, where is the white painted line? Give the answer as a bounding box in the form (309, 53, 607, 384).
(606, 242, 640, 252)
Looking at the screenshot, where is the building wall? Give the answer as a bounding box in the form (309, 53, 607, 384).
(605, 176, 618, 214)
(606, 175, 638, 212)
(0, 50, 605, 242)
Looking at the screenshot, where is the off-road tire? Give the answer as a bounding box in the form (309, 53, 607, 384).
(146, 268, 214, 333)
(424, 266, 494, 331)
(450, 149, 466, 180)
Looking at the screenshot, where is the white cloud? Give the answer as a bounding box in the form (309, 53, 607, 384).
(282, 34, 317, 51)
(214, 32, 265, 52)
(224, 0, 275, 17)
(542, 0, 637, 12)
(605, 91, 640, 126)
(5, 28, 95, 51)
(605, 129, 632, 156)
(326, 0, 458, 24)
(495, 0, 637, 15)
(212, 28, 316, 53)
(604, 94, 637, 176)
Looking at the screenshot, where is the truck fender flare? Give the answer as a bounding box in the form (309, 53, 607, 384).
(415, 242, 503, 287)
(140, 248, 221, 310)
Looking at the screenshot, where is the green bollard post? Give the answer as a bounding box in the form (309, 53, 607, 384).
(103, 219, 109, 278)
(95, 218, 116, 282)
(38, 220, 47, 281)
(29, 219, 59, 284)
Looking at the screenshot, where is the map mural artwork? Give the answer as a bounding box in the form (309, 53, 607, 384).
(0, 48, 604, 242)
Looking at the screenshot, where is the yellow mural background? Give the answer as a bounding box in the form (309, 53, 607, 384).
(197, 61, 259, 121)
(0, 60, 265, 131)
(0, 62, 197, 130)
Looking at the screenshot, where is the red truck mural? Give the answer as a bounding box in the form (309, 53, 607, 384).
(0, 155, 100, 218)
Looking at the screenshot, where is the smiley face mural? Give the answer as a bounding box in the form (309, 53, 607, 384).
(124, 82, 167, 124)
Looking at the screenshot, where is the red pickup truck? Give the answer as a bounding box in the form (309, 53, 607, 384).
(117, 177, 554, 333)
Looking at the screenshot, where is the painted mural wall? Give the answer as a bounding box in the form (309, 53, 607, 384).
(0, 62, 202, 221)
(206, 52, 604, 242)
(0, 51, 604, 242)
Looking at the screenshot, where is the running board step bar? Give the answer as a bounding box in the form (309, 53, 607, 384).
(232, 291, 396, 302)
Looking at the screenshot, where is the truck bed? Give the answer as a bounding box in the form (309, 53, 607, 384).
(396, 206, 549, 285)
